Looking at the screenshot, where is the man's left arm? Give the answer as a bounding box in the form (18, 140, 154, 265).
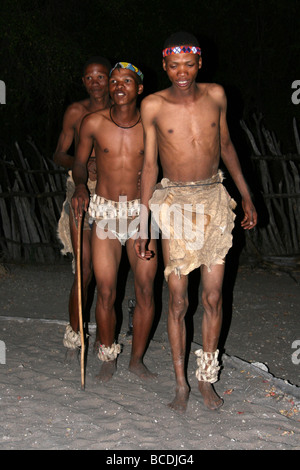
(218, 87, 257, 229)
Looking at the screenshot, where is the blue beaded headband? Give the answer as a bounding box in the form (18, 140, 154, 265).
(110, 62, 144, 82)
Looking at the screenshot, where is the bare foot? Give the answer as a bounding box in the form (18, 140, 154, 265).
(96, 360, 117, 383)
(128, 360, 157, 380)
(168, 385, 190, 413)
(198, 381, 223, 410)
(64, 348, 79, 364)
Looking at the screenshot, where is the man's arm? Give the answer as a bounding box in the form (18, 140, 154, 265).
(71, 115, 94, 219)
(135, 96, 159, 258)
(53, 104, 81, 169)
(217, 86, 257, 229)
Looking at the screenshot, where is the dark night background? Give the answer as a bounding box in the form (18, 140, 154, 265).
(0, 0, 299, 160)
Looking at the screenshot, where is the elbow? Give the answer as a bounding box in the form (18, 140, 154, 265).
(221, 138, 233, 154)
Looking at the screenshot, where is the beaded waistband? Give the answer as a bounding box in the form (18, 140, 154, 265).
(89, 195, 140, 219)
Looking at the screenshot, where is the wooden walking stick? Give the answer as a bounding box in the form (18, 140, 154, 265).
(76, 214, 85, 390)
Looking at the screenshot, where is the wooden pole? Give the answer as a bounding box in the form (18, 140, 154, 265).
(76, 215, 85, 390)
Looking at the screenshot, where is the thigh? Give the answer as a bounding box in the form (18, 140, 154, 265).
(200, 263, 225, 295)
(127, 237, 157, 283)
(161, 238, 188, 298)
(91, 223, 122, 286)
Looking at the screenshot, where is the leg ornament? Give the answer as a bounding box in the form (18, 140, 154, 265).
(195, 349, 220, 383)
(98, 343, 121, 362)
(63, 323, 81, 349)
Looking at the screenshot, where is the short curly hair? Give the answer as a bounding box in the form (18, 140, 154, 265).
(82, 56, 112, 75)
(163, 31, 200, 49)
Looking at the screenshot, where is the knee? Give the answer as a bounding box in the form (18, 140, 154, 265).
(97, 285, 116, 311)
(169, 291, 188, 320)
(202, 289, 222, 315)
(135, 280, 154, 306)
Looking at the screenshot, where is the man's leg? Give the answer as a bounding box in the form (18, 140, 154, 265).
(126, 237, 157, 379)
(197, 263, 224, 410)
(69, 211, 92, 333)
(92, 224, 122, 382)
(161, 239, 190, 413)
(63, 211, 92, 355)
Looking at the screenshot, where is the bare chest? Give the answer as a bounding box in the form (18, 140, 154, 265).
(157, 101, 219, 143)
(95, 126, 144, 168)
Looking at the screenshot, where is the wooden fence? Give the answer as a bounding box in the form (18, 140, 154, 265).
(240, 115, 300, 269)
(0, 138, 67, 263)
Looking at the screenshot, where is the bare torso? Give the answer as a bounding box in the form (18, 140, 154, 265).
(86, 108, 144, 201)
(152, 83, 222, 181)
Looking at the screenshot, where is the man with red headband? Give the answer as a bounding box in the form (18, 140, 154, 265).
(136, 32, 257, 412)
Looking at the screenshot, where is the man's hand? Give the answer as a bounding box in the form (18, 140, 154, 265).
(241, 198, 258, 230)
(71, 184, 89, 220)
(134, 236, 154, 260)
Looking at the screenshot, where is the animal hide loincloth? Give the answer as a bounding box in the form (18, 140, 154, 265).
(149, 170, 236, 280)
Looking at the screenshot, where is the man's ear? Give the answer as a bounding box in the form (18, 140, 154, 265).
(162, 58, 167, 71)
(138, 84, 144, 95)
(198, 57, 202, 70)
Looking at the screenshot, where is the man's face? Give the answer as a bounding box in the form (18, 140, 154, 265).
(109, 68, 143, 105)
(163, 53, 201, 90)
(82, 63, 109, 99)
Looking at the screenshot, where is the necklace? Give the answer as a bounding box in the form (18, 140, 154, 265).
(109, 106, 141, 129)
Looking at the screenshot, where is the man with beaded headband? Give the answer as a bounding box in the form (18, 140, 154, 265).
(72, 61, 157, 382)
(136, 32, 257, 411)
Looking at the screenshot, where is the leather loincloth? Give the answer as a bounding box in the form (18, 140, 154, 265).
(149, 170, 236, 280)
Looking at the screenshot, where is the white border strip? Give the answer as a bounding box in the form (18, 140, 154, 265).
(0, 315, 96, 329)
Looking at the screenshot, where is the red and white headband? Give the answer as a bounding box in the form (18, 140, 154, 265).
(162, 45, 201, 57)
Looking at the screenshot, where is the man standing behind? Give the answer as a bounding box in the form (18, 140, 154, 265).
(72, 62, 157, 382)
(136, 32, 257, 412)
(54, 57, 111, 354)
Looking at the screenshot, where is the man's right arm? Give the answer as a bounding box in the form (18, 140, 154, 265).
(71, 115, 94, 219)
(53, 105, 79, 169)
(136, 96, 159, 259)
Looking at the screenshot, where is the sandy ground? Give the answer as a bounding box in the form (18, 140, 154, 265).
(0, 255, 299, 451)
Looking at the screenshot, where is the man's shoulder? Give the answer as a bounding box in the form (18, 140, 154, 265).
(67, 98, 90, 112)
(141, 90, 169, 111)
(142, 91, 164, 104)
(200, 83, 226, 101)
(64, 99, 89, 121)
(81, 107, 108, 127)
